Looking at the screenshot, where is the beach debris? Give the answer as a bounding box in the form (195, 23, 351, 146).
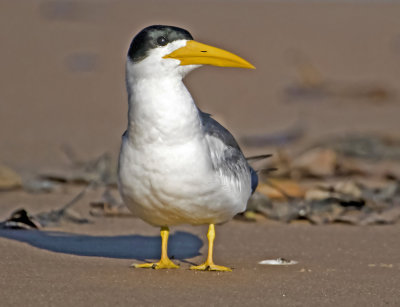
(262, 134, 400, 180)
(357, 205, 400, 226)
(368, 263, 394, 268)
(271, 148, 367, 179)
(247, 179, 400, 225)
(0, 209, 40, 230)
(314, 134, 400, 161)
(35, 184, 92, 227)
(299, 268, 313, 273)
(0, 165, 22, 191)
(291, 148, 337, 178)
(22, 178, 59, 193)
(40, 149, 117, 186)
(305, 181, 363, 204)
(89, 188, 132, 217)
(257, 179, 305, 200)
(0, 184, 91, 228)
(4, 132, 400, 228)
(247, 192, 304, 223)
(234, 211, 258, 222)
(246, 191, 273, 212)
(259, 258, 298, 265)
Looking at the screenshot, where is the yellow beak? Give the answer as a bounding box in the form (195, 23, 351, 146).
(163, 40, 255, 69)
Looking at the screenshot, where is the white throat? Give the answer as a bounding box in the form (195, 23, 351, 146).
(125, 58, 202, 147)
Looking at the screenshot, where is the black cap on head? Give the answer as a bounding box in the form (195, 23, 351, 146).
(128, 25, 193, 63)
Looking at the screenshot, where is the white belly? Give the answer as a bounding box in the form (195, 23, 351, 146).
(118, 136, 246, 226)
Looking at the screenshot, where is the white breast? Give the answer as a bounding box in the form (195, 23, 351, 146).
(118, 57, 247, 226)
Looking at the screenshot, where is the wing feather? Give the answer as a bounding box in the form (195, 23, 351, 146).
(199, 111, 257, 193)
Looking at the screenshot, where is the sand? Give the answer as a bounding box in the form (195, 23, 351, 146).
(1, 1, 400, 306)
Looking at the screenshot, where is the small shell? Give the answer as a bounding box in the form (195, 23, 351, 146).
(258, 258, 298, 265)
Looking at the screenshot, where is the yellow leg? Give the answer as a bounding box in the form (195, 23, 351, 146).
(190, 224, 232, 272)
(132, 226, 179, 269)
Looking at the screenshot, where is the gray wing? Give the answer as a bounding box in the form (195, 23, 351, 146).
(199, 111, 258, 193)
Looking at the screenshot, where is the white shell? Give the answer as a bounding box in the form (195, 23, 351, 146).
(258, 258, 298, 265)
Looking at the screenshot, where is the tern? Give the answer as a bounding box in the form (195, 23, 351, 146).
(118, 25, 257, 271)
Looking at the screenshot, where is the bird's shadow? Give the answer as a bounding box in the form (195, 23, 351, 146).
(0, 229, 203, 261)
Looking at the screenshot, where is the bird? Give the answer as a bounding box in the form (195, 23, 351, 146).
(118, 25, 257, 271)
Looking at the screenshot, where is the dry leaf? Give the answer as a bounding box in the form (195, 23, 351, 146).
(257, 179, 305, 200)
(291, 148, 337, 178)
(0, 165, 22, 190)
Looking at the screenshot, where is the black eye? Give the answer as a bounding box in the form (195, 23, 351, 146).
(157, 36, 168, 46)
